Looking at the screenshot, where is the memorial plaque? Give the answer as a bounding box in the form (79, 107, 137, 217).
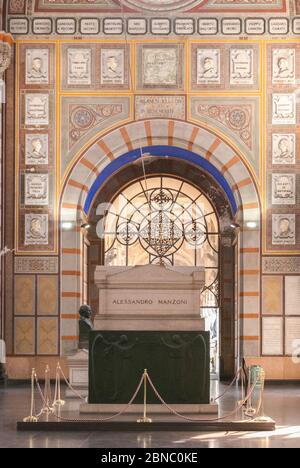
(262, 317, 283, 356)
(150, 19, 171, 35)
(56, 18, 76, 35)
(245, 18, 265, 35)
(25, 94, 49, 127)
(26, 49, 49, 85)
(25, 174, 49, 206)
(198, 18, 218, 35)
(272, 174, 296, 205)
(197, 49, 220, 84)
(142, 47, 178, 86)
(285, 318, 300, 355)
(262, 257, 300, 274)
(79, 19, 100, 35)
(68, 48, 92, 86)
(285, 277, 300, 316)
(272, 49, 295, 84)
(25, 134, 49, 165)
(230, 49, 254, 85)
(103, 19, 123, 35)
(25, 214, 48, 246)
(32, 18, 52, 35)
(221, 19, 242, 35)
(8, 18, 29, 35)
(269, 18, 289, 35)
(127, 18, 147, 35)
(272, 134, 295, 165)
(272, 94, 296, 125)
(101, 49, 125, 85)
(135, 96, 185, 120)
(292, 18, 300, 35)
(272, 214, 295, 245)
(174, 19, 195, 35)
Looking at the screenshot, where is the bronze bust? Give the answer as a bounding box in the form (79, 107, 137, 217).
(78, 305, 94, 350)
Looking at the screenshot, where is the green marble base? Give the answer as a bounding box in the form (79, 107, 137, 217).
(89, 331, 210, 405)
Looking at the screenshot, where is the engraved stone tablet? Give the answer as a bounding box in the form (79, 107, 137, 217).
(150, 19, 171, 35)
(127, 18, 147, 35)
(56, 18, 76, 35)
(272, 214, 295, 245)
(25, 94, 49, 127)
(101, 49, 125, 85)
(272, 174, 296, 205)
(272, 94, 296, 125)
(25, 174, 49, 206)
(26, 49, 49, 85)
(262, 317, 283, 355)
(79, 19, 100, 35)
(230, 49, 254, 85)
(25, 214, 49, 246)
(198, 19, 218, 35)
(285, 277, 300, 316)
(197, 49, 220, 84)
(103, 19, 123, 35)
(245, 18, 265, 35)
(143, 47, 178, 86)
(68, 48, 92, 85)
(25, 134, 49, 165)
(174, 19, 194, 35)
(221, 19, 242, 35)
(269, 18, 289, 35)
(285, 318, 300, 355)
(32, 19, 52, 35)
(272, 134, 295, 165)
(8, 18, 29, 35)
(135, 95, 185, 120)
(272, 49, 295, 84)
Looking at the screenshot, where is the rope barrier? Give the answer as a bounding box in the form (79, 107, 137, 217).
(23, 363, 265, 424)
(213, 366, 242, 402)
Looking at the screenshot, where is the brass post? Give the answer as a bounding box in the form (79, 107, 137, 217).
(53, 363, 65, 407)
(41, 365, 53, 415)
(23, 368, 38, 423)
(137, 369, 152, 423)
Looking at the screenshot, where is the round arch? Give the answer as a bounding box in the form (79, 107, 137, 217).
(60, 119, 261, 364)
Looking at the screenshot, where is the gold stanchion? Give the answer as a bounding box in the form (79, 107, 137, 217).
(23, 368, 38, 423)
(53, 363, 65, 407)
(137, 369, 152, 424)
(41, 365, 53, 415)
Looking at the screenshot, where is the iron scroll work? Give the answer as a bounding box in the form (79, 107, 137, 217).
(101, 176, 221, 309)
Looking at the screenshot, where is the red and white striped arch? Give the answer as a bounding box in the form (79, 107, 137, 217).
(60, 119, 261, 357)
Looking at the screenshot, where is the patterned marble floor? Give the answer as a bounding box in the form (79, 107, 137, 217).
(0, 382, 300, 448)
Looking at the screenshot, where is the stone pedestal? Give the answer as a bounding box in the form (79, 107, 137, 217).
(66, 350, 88, 399)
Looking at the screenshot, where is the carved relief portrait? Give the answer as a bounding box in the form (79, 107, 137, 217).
(26, 49, 49, 85)
(101, 49, 125, 85)
(230, 49, 254, 85)
(272, 214, 296, 245)
(25, 94, 49, 127)
(25, 174, 49, 206)
(142, 47, 178, 86)
(67, 48, 92, 86)
(272, 174, 296, 205)
(272, 49, 295, 84)
(272, 134, 295, 165)
(272, 94, 296, 125)
(197, 49, 220, 84)
(25, 134, 49, 165)
(25, 214, 48, 246)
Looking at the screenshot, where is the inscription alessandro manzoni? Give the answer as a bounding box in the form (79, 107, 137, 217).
(112, 299, 188, 305)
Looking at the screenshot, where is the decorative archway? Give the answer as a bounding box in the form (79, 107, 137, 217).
(60, 119, 261, 372)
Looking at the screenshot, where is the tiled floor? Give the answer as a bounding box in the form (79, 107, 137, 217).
(1, 382, 300, 448)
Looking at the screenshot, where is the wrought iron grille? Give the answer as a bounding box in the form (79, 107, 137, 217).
(103, 176, 220, 307)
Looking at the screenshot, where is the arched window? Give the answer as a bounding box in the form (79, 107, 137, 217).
(103, 176, 220, 309)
